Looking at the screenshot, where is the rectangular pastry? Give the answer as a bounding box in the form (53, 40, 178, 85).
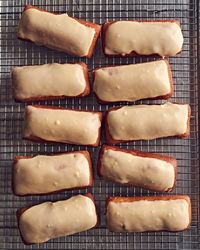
(93, 60, 173, 103)
(18, 5, 101, 57)
(17, 194, 98, 244)
(102, 20, 183, 57)
(12, 63, 90, 102)
(106, 195, 191, 232)
(24, 105, 102, 146)
(106, 102, 190, 144)
(98, 145, 177, 192)
(13, 151, 92, 195)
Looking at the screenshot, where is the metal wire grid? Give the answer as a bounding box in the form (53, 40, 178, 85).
(0, 0, 199, 249)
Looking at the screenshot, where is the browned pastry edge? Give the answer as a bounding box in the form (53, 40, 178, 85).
(23, 105, 102, 147)
(13, 62, 90, 102)
(17, 193, 98, 245)
(106, 195, 192, 232)
(12, 150, 93, 196)
(97, 145, 177, 192)
(18, 5, 101, 58)
(92, 59, 173, 103)
(105, 103, 191, 144)
(102, 20, 182, 57)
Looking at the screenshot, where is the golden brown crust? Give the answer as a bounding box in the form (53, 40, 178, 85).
(14, 62, 90, 102)
(97, 145, 177, 192)
(12, 151, 93, 196)
(24, 105, 102, 147)
(102, 20, 182, 57)
(92, 59, 173, 103)
(107, 194, 191, 204)
(17, 193, 98, 245)
(105, 104, 191, 144)
(19, 5, 101, 58)
(106, 195, 192, 232)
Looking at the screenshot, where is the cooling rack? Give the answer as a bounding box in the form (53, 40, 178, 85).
(0, 0, 199, 249)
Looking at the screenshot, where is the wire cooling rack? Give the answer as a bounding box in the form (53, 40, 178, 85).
(0, 0, 199, 249)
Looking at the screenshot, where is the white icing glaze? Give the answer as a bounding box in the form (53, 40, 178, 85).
(18, 8, 96, 56)
(24, 106, 101, 145)
(105, 21, 183, 56)
(14, 152, 91, 195)
(19, 195, 97, 243)
(107, 198, 190, 232)
(93, 60, 171, 102)
(107, 102, 189, 141)
(100, 149, 175, 192)
(13, 63, 87, 100)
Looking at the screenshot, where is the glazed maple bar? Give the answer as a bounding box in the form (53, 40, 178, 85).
(12, 63, 90, 102)
(98, 145, 177, 192)
(13, 151, 93, 195)
(106, 196, 191, 232)
(18, 5, 101, 57)
(24, 105, 102, 146)
(106, 102, 190, 144)
(17, 194, 98, 244)
(93, 60, 173, 103)
(102, 20, 183, 57)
